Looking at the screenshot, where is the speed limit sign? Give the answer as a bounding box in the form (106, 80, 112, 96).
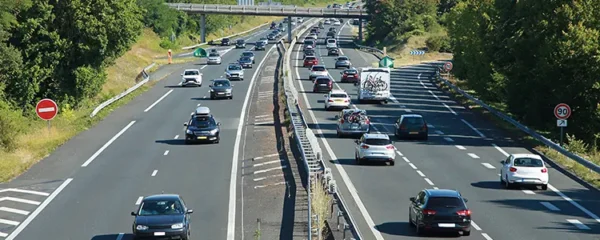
(554, 103, 571, 120)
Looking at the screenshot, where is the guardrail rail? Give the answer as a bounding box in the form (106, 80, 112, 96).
(167, 3, 368, 18)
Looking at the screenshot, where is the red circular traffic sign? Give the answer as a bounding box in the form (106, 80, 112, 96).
(554, 103, 571, 119)
(36, 98, 58, 120)
(443, 62, 453, 71)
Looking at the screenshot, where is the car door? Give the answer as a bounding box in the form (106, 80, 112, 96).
(411, 191, 426, 222)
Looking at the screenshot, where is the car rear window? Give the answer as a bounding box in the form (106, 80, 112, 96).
(426, 197, 465, 209)
(402, 117, 424, 126)
(345, 70, 357, 74)
(243, 52, 253, 56)
(209, 53, 219, 57)
(330, 93, 347, 98)
(305, 57, 316, 61)
(327, 39, 336, 43)
(184, 71, 198, 76)
(316, 78, 330, 83)
(513, 158, 544, 167)
(312, 66, 326, 71)
(338, 57, 348, 61)
(305, 40, 314, 45)
(365, 138, 391, 145)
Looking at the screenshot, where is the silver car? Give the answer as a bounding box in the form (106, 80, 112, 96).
(207, 52, 222, 65)
(225, 63, 244, 81)
(241, 51, 255, 64)
(354, 133, 396, 165)
(335, 56, 351, 69)
(336, 109, 370, 137)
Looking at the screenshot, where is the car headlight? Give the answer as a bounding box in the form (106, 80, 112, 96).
(226, 89, 232, 93)
(226, 72, 231, 76)
(136, 225, 148, 231)
(171, 223, 184, 229)
(210, 129, 219, 134)
(210, 89, 214, 92)
(186, 129, 192, 134)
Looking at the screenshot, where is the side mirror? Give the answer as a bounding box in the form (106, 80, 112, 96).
(131, 211, 137, 216)
(409, 197, 416, 203)
(187, 209, 194, 214)
(180, 73, 183, 76)
(334, 115, 339, 119)
(340, 72, 343, 75)
(500, 160, 505, 164)
(323, 94, 327, 98)
(217, 122, 222, 126)
(354, 139, 360, 144)
(209, 84, 213, 87)
(183, 123, 188, 127)
(463, 198, 469, 203)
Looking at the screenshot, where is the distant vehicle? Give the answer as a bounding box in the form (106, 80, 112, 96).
(328, 47, 340, 56)
(184, 107, 221, 143)
(409, 189, 472, 236)
(329, 27, 337, 33)
(238, 56, 253, 68)
(309, 65, 328, 81)
(241, 51, 256, 63)
(395, 114, 428, 140)
(333, 20, 341, 26)
(306, 33, 318, 40)
(303, 49, 316, 58)
(270, 21, 277, 29)
(207, 52, 222, 65)
(500, 154, 549, 190)
(335, 56, 351, 69)
(324, 20, 331, 25)
(304, 39, 316, 48)
(259, 37, 269, 45)
(303, 56, 318, 67)
(327, 31, 336, 38)
(225, 63, 244, 81)
(255, 41, 266, 50)
(324, 90, 351, 110)
(221, 38, 231, 46)
(235, 39, 246, 48)
(336, 108, 370, 137)
(298, 17, 304, 23)
(340, 68, 359, 83)
(356, 67, 391, 104)
(326, 38, 338, 48)
(354, 133, 396, 165)
(312, 76, 333, 93)
(267, 33, 276, 40)
(209, 79, 234, 100)
(180, 69, 203, 87)
(131, 194, 193, 239)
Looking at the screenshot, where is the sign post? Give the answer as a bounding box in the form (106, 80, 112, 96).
(168, 49, 172, 64)
(36, 98, 58, 135)
(554, 103, 571, 146)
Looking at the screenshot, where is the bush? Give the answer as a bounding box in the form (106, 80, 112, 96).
(159, 38, 176, 49)
(0, 101, 26, 151)
(426, 35, 451, 52)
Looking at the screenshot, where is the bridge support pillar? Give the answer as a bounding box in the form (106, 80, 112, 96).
(200, 14, 206, 43)
(287, 16, 292, 43)
(358, 19, 363, 43)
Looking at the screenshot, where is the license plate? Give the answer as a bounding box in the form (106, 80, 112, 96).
(335, 100, 343, 102)
(409, 132, 418, 134)
(351, 125, 359, 129)
(438, 223, 455, 228)
(218, 92, 224, 95)
(348, 75, 354, 77)
(320, 84, 327, 86)
(154, 232, 166, 236)
(197, 136, 207, 140)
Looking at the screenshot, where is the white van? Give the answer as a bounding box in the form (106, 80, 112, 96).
(326, 39, 337, 49)
(357, 67, 391, 104)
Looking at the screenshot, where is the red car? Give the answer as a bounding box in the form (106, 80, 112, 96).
(340, 69, 359, 83)
(304, 56, 319, 67)
(313, 77, 333, 93)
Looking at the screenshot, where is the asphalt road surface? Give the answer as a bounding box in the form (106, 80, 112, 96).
(0, 20, 305, 240)
(292, 20, 600, 240)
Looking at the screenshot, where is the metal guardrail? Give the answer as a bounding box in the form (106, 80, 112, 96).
(167, 3, 368, 18)
(181, 22, 270, 50)
(90, 63, 156, 117)
(353, 42, 390, 60)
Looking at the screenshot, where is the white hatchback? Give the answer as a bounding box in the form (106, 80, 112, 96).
(324, 90, 351, 110)
(500, 154, 549, 190)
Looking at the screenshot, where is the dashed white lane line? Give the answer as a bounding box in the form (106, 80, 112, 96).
(402, 157, 410, 163)
(566, 219, 590, 230)
(174, 135, 179, 139)
(433, 186, 439, 189)
(253, 174, 284, 182)
(253, 159, 284, 167)
(0, 218, 19, 226)
(135, 196, 143, 205)
(82, 120, 136, 167)
(461, 119, 486, 138)
(0, 197, 40, 205)
(443, 103, 457, 115)
(468, 153, 480, 159)
(492, 143, 510, 156)
(151, 170, 158, 176)
(424, 178, 435, 186)
(116, 233, 124, 240)
(0, 189, 49, 196)
(416, 170, 426, 177)
(540, 202, 560, 211)
(0, 232, 7, 237)
(481, 163, 496, 169)
(428, 90, 440, 100)
(395, 150, 404, 156)
(427, 124, 435, 128)
(434, 130, 444, 135)
(522, 189, 536, 195)
(144, 89, 174, 112)
(548, 184, 600, 223)
(164, 150, 169, 156)
(444, 137, 454, 142)
(253, 153, 279, 160)
(0, 207, 29, 215)
(408, 163, 417, 170)
(254, 181, 287, 189)
(455, 145, 466, 150)
(254, 165, 287, 174)
(471, 221, 482, 231)
(482, 233, 493, 240)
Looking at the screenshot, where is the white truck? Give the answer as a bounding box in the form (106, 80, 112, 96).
(356, 67, 391, 104)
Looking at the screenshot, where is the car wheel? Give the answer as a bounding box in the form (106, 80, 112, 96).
(408, 211, 415, 227)
(210, 96, 215, 100)
(253, 60, 256, 64)
(355, 154, 361, 165)
(184, 139, 190, 145)
(337, 131, 342, 137)
(463, 230, 471, 236)
(415, 220, 422, 235)
(389, 161, 395, 166)
(500, 175, 505, 184)
(505, 175, 512, 189)
(541, 184, 548, 190)
(214, 136, 220, 144)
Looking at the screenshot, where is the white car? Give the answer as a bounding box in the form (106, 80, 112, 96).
(309, 65, 328, 81)
(324, 20, 331, 25)
(354, 133, 396, 166)
(324, 90, 351, 110)
(181, 69, 203, 87)
(500, 153, 549, 190)
(207, 52, 222, 65)
(259, 37, 268, 45)
(298, 17, 304, 23)
(333, 20, 341, 26)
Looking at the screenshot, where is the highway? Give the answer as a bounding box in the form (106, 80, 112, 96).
(292, 20, 600, 239)
(0, 21, 303, 240)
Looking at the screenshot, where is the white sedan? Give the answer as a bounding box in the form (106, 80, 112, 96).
(500, 153, 549, 190)
(333, 20, 341, 26)
(324, 90, 351, 110)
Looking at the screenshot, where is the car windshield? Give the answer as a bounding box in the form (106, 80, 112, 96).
(229, 65, 242, 70)
(260, 38, 267, 40)
(426, 197, 464, 209)
(329, 48, 338, 52)
(138, 200, 184, 216)
(240, 57, 251, 62)
(330, 93, 347, 98)
(305, 41, 314, 45)
(345, 70, 357, 74)
(513, 158, 544, 167)
(402, 117, 424, 126)
(338, 57, 348, 61)
(209, 53, 219, 57)
(190, 116, 216, 128)
(184, 71, 199, 76)
(365, 138, 390, 145)
(316, 78, 330, 83)
(328, 39, 336, 43)
(312, 66, 326, 71)
(213, 81, 230, 87)
(243, 52, 253, 57)
(237, 40, 244, 44)
(223, 38, 229, 42)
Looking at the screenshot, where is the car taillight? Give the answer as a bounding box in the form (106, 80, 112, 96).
(340, 119, 344, 124)
(509, 167, 517, 172)
(344, 99, 349, 102)
(343, 74, 348, 78)
(386, 145, 394, 150)
(456, 209, 471, 216)
(541, 168, 547, 173)
(365, 119, 370, 124)
(423, 209, 436, 215)
(421, 124, 427, 131)
(361, 145, 369, 149)
(328, 81, 332, 87)
(328, 99, 334, 102)
(400, 124, 406, 130)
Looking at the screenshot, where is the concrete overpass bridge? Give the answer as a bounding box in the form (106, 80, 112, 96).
(166, 3, 369, 43)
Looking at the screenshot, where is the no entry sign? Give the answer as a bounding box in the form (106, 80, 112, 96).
(36, 98, 58, 120)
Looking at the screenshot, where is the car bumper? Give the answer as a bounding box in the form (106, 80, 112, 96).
(186, 133, 218, 142)
(182, 81, 201, 86)
(240, 64, 252, 68)
(236, 45, 245, 48)
(211, 92, 232, 98)
(420, 221, 471, 232)
(133, 229, 187, 239)
(506, 175, 548, 185)
(207, 60, 221, 64)
(326, 102, 350, 108)
(341, 77, 358, 82)
(227, 75, 243, 80)
(304, 63, 317, 67)
(396, 131, 427, 139)
(359, 152, 396, 161)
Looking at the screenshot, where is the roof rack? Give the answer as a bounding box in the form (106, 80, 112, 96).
(194, 107, 210, 116)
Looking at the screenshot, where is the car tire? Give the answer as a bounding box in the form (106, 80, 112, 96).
(541, 184, 548, 190)
(463, 230, 471, 236)
(504, 175, 512, 189)
(500, 175, 505, 185)
(184, 139, 190, 145)
(210, 96, 215, 100)
(337, 131, 342, 137)
(229, 96, 233, 100)
(389, 161, 395, 166)
(214, 136, 220, 144)
(422, 135, 428, 141)
(415, 221, 423, 235)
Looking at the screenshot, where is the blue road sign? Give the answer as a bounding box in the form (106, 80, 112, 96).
(409, 50, 425, 56)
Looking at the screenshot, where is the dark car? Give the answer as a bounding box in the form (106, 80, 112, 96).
(395, 114, 428, 140)
(329, 27, 337, 33)
(221, 38, 230, 46)
(270, 21, 277, 29)
(303, 49, 316, 58)
(239, 56, 253, 68)
(131, 194, 193, 240)
(267, 33, 276, 40)
(340, 69, 359, 83)
(409, 189, 471, 236)
(328, 47, 340, 56)
(255, 41, 266, 50)
(310, 28, 318, 35)
(313, 77, 333, 93)
(210, 79, 234, 100)
(303, 56, 318, 67)
(327, 31, 336, 38)
(184, 107, 221, 143)
(235, 39, 246, 48)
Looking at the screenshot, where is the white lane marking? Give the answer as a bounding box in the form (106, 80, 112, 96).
(444, 137, 454, 142)
(116, 233, 124, 240)
(0, 197, 40, 205)
(0, 207, 29, 215)
(253, 153, 279, 160)
(566, 219, 590, 230)
(455, 145, 466, 150)
(135, 196, 143, 205)
(5, 178, 72, 240)
(296, 22, 382, 240)
(151, 170, 158, 176)
(522, 189, 536, 195)
(428, 90, 440, 100)
(443, 103, 457, 115)
(254, 165, 287, 174)
(82, 121, 136, 167)
(395, 150, 404, 156)
(143, 89, 174, 112)
(228, 44, 278, 240)
(0, 218, 19, 226)
(468, 153, 480, 159)
(549, 184, 600, 223)
(254, 121, 274, 125)
(201, 65, 207, 69)
(434, 130, 444, 135)
(402, 157, 410, 163)
(540, 202, 560, 211)
(461, 119, 486, 138)
(492, 143, 509, 156)
(37, 107, 55, 113)
(174, 135, 179, 139)
(0, 188, 49, 196)
(424, 178, 435, 186)
(254, 114, 271, 118)
(433, 186, 439, 189)
(0, 232, 7, 237)
(416, 170, 425, 177)
(408, 163, 417, 170)
(253, 159, 283, 167)
(471, 221, 482, 231)
(254, 181, 287, 189)
(404, 109, 412, 112)
(164, 150, 169, 156)
(253, 174, 284, 182)
(418, 74, 422, 80)
(481, 163, 496, 169)
(482, 233, 493, 240)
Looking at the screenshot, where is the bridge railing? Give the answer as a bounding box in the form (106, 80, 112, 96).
(167, 3, 368, 17)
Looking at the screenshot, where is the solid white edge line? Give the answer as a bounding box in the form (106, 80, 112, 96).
(540, 201, 560, 211)
(135, 196, 143, 205)
(227, 43, 277, 240)
(116, 233, 124, 240)
(143, 89, 174, 112)
(81, 121, 136, 167)
(460, 119, 486, 138)
(5, 178, 73, 240)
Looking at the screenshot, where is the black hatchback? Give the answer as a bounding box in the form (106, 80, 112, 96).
(131, 194, 193, 240)
(221, 38, 230, 46)
(409, 189, 471, 236)
(313, 77, 333, 93)
(395, 114, 428, 140)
